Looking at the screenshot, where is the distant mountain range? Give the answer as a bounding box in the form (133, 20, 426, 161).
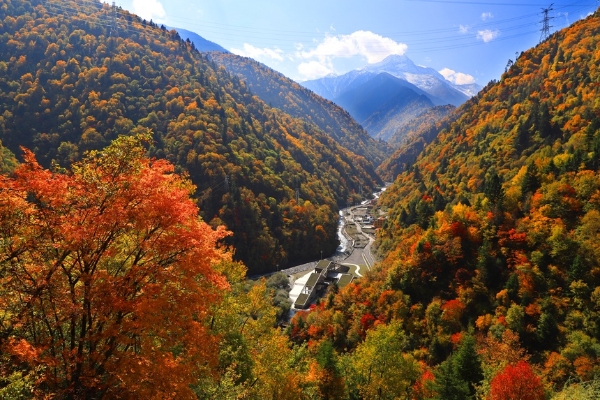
(169, 30, 471, 149)
(302, 55, 481, 141)
(303, 55, 480, 105)
(333, 73, 434, 142)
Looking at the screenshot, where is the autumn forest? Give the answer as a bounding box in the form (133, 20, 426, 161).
(0, 0, 600, 398)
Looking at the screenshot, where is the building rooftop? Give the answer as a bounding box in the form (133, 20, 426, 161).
(337, 274, 354, 288)
(316, 260, 332, 270)
(294, 293, 309, 308)
(305, 272, 321, 288)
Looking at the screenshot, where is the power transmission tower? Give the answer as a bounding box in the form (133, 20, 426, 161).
(224, 175, 229, 192)
(109, 2, 118, 37)
(539, 3, 554, 43)
(295, 188, 300, 203)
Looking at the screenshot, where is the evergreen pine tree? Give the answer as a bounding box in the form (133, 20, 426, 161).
(454, 334, 483, 396)
(538, 102, 552, 138)
(514, 122, 529, 153)
(536, 312, 559, 349)
(568, 255, 587, 282)
(484, 172, 503, 206)
(521, 163, 540, 198)
(429, 357, 471, 400)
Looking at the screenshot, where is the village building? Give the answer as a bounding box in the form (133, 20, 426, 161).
(293, 260, 355, 309)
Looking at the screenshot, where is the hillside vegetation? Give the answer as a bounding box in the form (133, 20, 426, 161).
(3, 0, 600, 398)
(0, 0, 381, 274)
(291, 8, 600, 398)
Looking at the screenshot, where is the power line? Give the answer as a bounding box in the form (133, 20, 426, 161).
(406, 0, 576, 5)
(153, 1, 594, 54)
(46, 0, 594, 56)
(156, 0, 593, 37)
(40, 0, 597, 70)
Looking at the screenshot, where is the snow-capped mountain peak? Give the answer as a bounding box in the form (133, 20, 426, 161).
(302, 54, 482, 114)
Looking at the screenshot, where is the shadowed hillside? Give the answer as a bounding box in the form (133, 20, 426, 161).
(377, 105, 456, 181)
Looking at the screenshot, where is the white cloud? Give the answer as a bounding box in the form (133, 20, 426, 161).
(231, 43, 284, 62)
(481, 12, 494, 21)
(459, 24, 469, 34)
(557, 12, 569, 25)
(476, 29, 500, 43)
(298, 61, 334, 80)
(439, 68, 476, 85)
(132, 0, 165, 21)
(299, 30, 407, 64)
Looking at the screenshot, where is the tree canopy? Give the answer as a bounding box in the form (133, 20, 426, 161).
(0, 134, 230, 398)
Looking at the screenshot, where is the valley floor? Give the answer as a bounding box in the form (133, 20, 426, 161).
(287, 204, 379, 309)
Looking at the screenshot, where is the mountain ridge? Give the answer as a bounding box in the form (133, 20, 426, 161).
(171, 27, 229, 53)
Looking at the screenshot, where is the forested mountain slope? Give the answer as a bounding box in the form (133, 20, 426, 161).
(208, 52, 392, 166)
(0, 0, 380, 274)
(387, 104, 456, 149)
(291, 8, 600, 397)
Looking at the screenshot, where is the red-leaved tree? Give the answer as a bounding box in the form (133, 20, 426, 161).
(490, 360, 545, 400)
(0, 135, 230, 398)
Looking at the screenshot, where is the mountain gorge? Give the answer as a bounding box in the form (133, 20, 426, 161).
(1, 0, 600, 398)
(0, 0, 380, 274)
(377, 104, 456, 181)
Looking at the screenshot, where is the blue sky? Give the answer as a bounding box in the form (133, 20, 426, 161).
(104, 0, 598, 84)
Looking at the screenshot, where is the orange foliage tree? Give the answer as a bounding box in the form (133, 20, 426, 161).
(0, 135, 230, 398)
